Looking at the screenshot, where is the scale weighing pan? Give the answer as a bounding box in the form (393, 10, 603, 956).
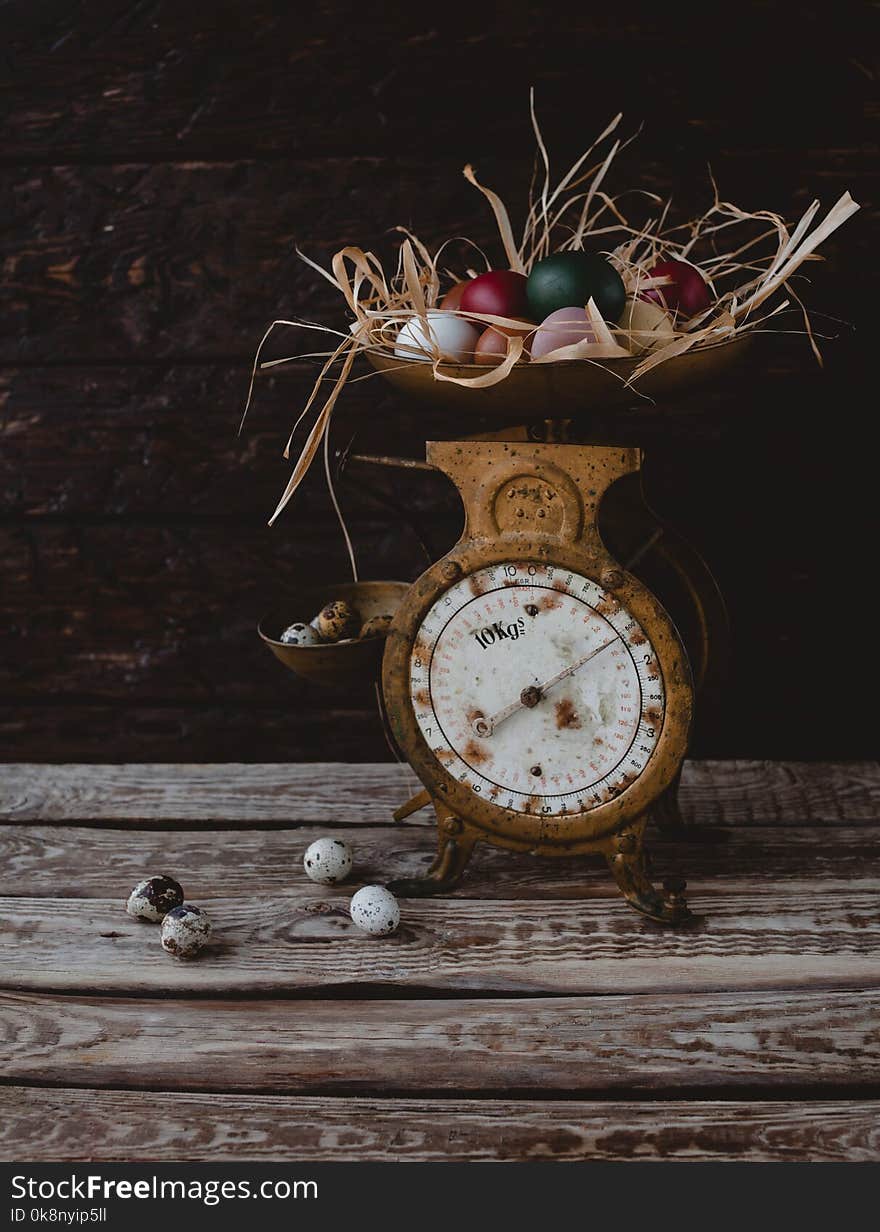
(365, 335, 752, 419)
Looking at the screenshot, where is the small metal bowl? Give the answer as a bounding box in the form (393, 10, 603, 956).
(258, 580, 409, 687)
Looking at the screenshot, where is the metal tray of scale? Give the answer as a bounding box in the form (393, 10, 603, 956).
(365, 334, 752, 420)
(259, 580, 410, 687)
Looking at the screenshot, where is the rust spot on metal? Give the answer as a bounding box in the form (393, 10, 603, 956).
(414, 688, 430, 707)
(468, 575, 486, 596)
(464, 739, 490, 766)
(435, 747, 455, 763)
(630, 629, 646, 645)
(554, 698, 581, 730)
(539, 591, 563, 611)
(593, 736, 604, 747)
(643, 706, 662, 726)
(594, 596, 619, 617)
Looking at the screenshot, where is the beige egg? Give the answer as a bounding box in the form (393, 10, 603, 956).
(621, 298, 674, 355)
(359, 614, 394, 640)
(314, 599, 361, 642)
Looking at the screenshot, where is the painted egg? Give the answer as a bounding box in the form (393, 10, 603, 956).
(527, 253, 625, 324)
(394, 311, 480, 363)
(438, 281, 470, 311)
(280, 621, 322, 646)
(474, 322, 533, 365)
(620, 298, 674, 355)
(641, 260, 711, 317)
(314, 600, 360, 642)
(126, 874, 184, 922)
(160, 904, 212, 959)
(359, 613, 394, 639)
(303, 837, 353, 885)
(531, 307, 598, 359)
(350, 885, 400, 936)
(459, 270, 530, 320)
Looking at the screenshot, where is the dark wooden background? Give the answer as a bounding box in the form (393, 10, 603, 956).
(1, 0, 875, 763)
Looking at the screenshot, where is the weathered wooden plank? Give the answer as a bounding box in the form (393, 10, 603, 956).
(6, 0, 872, 158)
(2, 1087, 877, 1162)
(5, 3, 874, 162)
(0, 705, 394, 766)
(1, 823, 878, 900)
(2, 761, 877, 824)
(2, 888, 879, 995)
(3, 989, 877, 1094)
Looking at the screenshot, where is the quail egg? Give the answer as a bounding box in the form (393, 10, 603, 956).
(359, 613, 394, 640)
(126, 874, 184, 922)
(314, 599, 360, 642)
(303, 837, 353, 885)
(160, 904, 212, 959)
(280, 621, 322, 646)
(350, 885, 400, 936)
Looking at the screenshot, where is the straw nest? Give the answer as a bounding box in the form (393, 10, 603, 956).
(243, 99, 858, 527)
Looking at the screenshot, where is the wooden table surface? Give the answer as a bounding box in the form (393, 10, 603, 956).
(2, 760, 879, 1162)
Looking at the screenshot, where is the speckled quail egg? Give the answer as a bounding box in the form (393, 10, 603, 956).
(313, 599, 360, 642)
(126, 874, 184, 922)
(160, 904, 212, 959)
(303, 837, 353, 885)
(359, 613, 394, 640)
(350, 885, 400, 936)
(280, 621, 322, 646)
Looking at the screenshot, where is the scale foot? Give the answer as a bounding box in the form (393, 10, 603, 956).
(388, 825, 476, 899)
(606, 827, 693, 925)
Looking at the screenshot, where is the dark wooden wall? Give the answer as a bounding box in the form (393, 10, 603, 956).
(2, 1, 876, 762)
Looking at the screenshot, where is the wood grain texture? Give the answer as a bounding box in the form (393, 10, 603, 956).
(3, 888, 879, 996)
(2, 760, 877, 824)
(2, 1087, 877, 1162)
(3, 989, 878, 1094)
(2, 823, 878, 900)
(5, 2, 874, 161)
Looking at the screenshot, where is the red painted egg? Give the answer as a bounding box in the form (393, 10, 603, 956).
(641, 260, 711, 317)
(438, 281, 470, 311)
(460, 270, 530, 321)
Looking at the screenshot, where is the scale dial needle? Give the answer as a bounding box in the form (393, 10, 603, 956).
(472, 635, 618, 737)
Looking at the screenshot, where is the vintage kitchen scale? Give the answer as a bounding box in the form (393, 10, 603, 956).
(262, 340, 751, 924)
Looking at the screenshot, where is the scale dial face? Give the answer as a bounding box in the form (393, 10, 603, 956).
(409, 561, 666, 817)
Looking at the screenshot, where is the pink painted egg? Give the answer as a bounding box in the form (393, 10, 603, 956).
(530, 307, 598, 359)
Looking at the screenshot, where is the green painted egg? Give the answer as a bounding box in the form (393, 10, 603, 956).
(526, 253, 626, 324)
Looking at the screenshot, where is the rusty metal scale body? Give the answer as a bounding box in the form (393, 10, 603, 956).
(382, 438, 694, 924)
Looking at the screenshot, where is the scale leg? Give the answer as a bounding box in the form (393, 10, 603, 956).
(605, 822, 692, 925)
(388, 817, 477, 898)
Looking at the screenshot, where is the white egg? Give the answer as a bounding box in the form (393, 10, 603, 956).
(621, 298, 674, 354)
(303, 837, 353, 885)
(280, 621, 322, 646)
(350, 885, 400, 936)
(394, 311, 480, 363)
